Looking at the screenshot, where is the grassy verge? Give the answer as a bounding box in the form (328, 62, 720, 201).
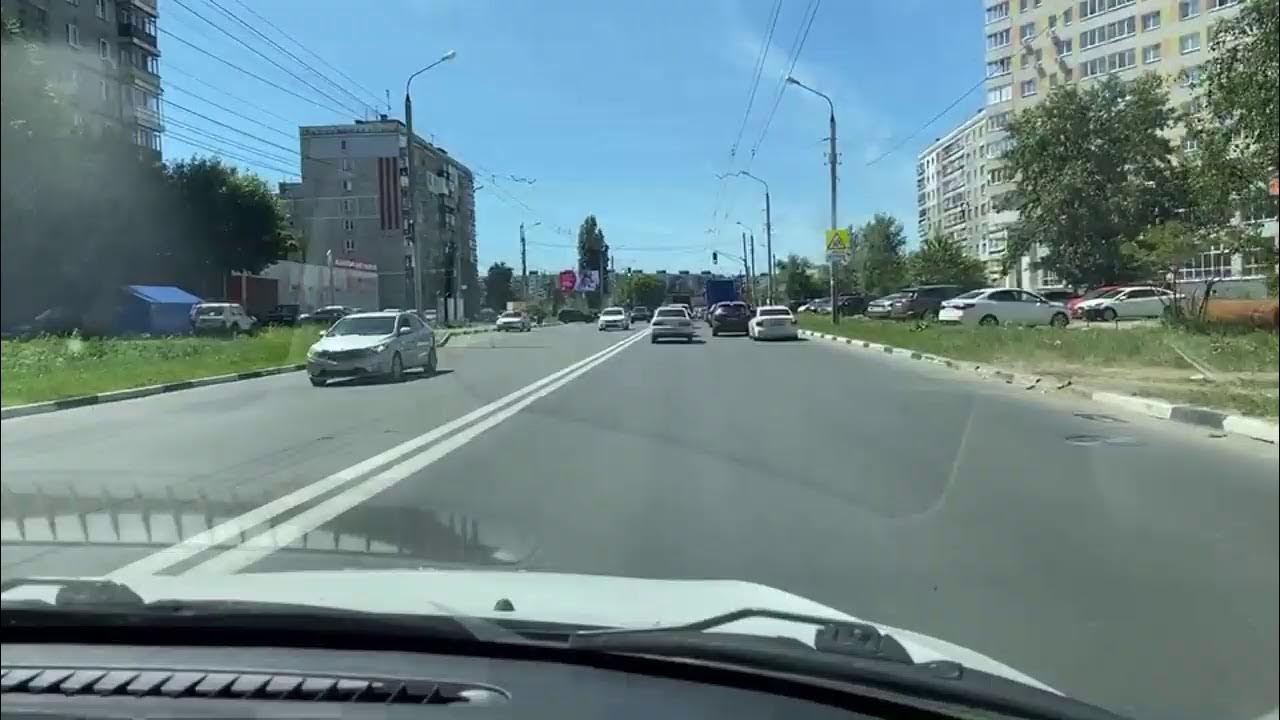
(1, 328, 318, 407)
(799, 315, 1279, 418)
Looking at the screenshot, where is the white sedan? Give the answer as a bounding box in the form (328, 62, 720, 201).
(597, 306, 631, 331)
(938, 288, 1070, 327)
(1074, 285, 1177, 321)
(749, 305, 799, 340)
(495, 311, 531, 332)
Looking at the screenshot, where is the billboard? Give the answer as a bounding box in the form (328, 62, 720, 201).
(558, 270, 577, 293)
(574, 270, 599, 292)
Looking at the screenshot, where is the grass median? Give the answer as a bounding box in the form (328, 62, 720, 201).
(799, 315, 1279, 418)
(1, 327, 320, 407)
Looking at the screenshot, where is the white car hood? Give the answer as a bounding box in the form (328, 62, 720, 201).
(311, 334, 392, 352)
(24, 569, 1056, 694)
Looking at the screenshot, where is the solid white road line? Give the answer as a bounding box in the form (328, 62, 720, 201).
(107, 329, 648, 579)
(186, 328, 651, 574)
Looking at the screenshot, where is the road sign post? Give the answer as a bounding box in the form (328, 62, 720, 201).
(825, 228, 850, 264)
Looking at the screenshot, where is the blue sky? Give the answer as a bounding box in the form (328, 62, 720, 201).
(161, 0, 984, 274)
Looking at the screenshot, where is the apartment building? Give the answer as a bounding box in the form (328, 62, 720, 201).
(916, 109, 990, 271)
(290, 118, 478, 315)
(978, 0, 1258, 288)
(2, 0, 163, 159)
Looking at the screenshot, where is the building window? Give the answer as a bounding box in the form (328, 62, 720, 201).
(1208, 0, 1239, 8)
(1178, 245, 1232, 280)
(1080, 0, 1135, 20)
(1179, 32, 1201, 54)
(1063, 7, 1073, 24)
(986, 111, 1011, 131)
(95, 0, 106, 19)
(1080, 15, 1136, 49)
(1181, 64, 1203, 86)
(66, 0, 79, 5)
(344, 237, 356, 253)
(343, 219, 355, 232)
(342, 179, 353, 192)
(1049, 72, 1060, 87)
(98, 78, 108, 100)
(987, 84, 1012, 105)
(98, 38, 110, 59)
(65, 22, 80, 47)
(1141, 44, 1161, 63)
(987, 29, 1011, 49)
(987, 57, 1012, 78)
(1179, 0, 1200, 20)
(1058, 37, 1073, 56)
(1048, 14, 1057, 29)
(340, 157, 352, 171)
(341, 198, 353, 214)
(1108, 47, 1135, 72)
(340, 139, 347, 150)
(1020, 78, 1037, 96)
(986, 1, 1009, 23)
(1019, 22, 1036, 42)
(1141, 11, 1161, 30)
(989, 167, 1015, 184)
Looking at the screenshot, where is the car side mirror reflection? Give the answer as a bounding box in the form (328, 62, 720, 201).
(317, 330, 327, 337)
(398, 326, 413, 335)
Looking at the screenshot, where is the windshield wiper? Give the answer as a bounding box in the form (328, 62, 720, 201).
(568, 608, 1127, 720)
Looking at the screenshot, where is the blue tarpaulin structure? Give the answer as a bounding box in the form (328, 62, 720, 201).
(115, 285, 204, 335)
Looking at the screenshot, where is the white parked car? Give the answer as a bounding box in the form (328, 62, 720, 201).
(495, 310, 531, 332)
(191, 302, 256, 335)
(748, 305, 798, 340)
(938, 288, 1071, 328)
(597, 306, 631, 331)
(1073, 285, 1177, 321)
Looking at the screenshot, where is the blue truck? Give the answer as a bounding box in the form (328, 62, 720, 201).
(704, 279, 738, 310)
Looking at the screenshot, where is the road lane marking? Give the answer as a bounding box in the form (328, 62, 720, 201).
(107, 329, 647, 579)
(186, 328, 651, 574)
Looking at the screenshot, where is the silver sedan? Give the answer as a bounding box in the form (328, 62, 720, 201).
(306, 311, 437, 386)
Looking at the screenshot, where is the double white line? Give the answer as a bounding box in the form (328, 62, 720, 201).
(109, 329, 650, 579)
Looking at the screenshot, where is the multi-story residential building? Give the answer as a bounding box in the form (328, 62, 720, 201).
(2, 0, 163, 159)
(916, 108, 989, 271)
(979, 0, 1262, 289)
(290, 118, 477, 315)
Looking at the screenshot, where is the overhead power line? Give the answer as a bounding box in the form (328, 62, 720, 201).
(729, 0, 782, 160)
(863, 77, 987, 167)
(166, 82, 297, 141)
(201, 0, 375, 116)
(168, 0, 365, 117)
(159, 28, 352, 117)
(167, 130, 300, 177)
(165, 63, 297, 125)
(166, 117, 298, 165)
(163, 98, 305, 158)
(749, 0, 821, 160)
(227, 0, 386, 110)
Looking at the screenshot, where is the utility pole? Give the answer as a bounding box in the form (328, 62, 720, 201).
(748, 231, 756, 305)
(403, 93, 418, 312)
(519, 222, 527, 302)
(740, 232, 751, 300)
(827, 106, 839, 324)
(764, 190, 773, 303)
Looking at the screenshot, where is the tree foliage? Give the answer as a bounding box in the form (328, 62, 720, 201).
(1001, 75, 1187, 288)
(615, 273, 665, 310)
(483, 262, 514, 310)
(909, 232, 986, 288)
(575, 215, 608, 308)
(1197, 0, 1279, 184)
(776, 254, 819, 303)
(852, 213, 907, 297)
(1, 21, 293, 328)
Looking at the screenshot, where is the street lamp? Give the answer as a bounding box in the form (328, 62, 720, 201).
(722, 170, 773, 303)
(735, 221, 757, 304)
(786, 75, 840, 324)
(520, 220, 541, 301)
(403, 50, 458, 315)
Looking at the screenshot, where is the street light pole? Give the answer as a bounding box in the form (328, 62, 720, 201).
(520, 221, 540, 302)
(786, 76, 840, 324)
(403, 50, 457, 315)
(725, 171, 774, 304)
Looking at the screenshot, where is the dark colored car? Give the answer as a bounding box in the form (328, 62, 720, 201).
(629, 306, 651, 323)
(710, 301, 751, 336)
(865, 285, 966, 321)
(1035, 288, 1078, 305)
(836, 293, 868, 316)
(263, 304, 301, 326)
(299, 306, 351, 325)
(557, 308, 591, 323)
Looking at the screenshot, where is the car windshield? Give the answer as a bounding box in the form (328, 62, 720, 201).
(4, 4, 1275, 719)
(326, 316, 395, 336)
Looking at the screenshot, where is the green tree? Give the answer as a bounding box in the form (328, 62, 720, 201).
(909, 231, 986, 288)
(852, 213, 907, 297)
(576, 215, 608, 309)
(1001, 75, 1187, 287)
(616, 273, 665, 309)
(483, 262, 514, 310)
(776, 254, 819, 303)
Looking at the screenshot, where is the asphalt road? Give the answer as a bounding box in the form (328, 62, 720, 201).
(2, 320, 1276, 720)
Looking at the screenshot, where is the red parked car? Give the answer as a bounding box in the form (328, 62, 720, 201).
(1068, 285, 1123, 318)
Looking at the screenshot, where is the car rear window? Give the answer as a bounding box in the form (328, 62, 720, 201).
(655, 308, 686, 319)
(953, 290, 985, 300)
(196, 306, 225, 316)
(759, 308, 790, 317)
(500, 311, 521, 318)
(602, 308, 624, 316)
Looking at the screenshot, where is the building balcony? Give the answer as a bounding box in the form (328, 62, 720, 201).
(122, 0, 158, 14)
(117, 22, 158, 50)
(122, 62, 161, 87)
(131, 104, 164, 131)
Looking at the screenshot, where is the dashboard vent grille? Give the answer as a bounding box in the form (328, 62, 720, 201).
(1, 666, 505, 705)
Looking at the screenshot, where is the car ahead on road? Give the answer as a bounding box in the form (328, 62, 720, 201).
(191, 302, 256, 336)
(710, 301, 751, 336)
(306, 311, 436, 387)
(298, 305, 352, 326)
(650, 305, 695, 343)
(1075, 285, 1178, 321)
(748, 305, 798, 341)
(495, 310, 532, 332)
(597, 306, 631, 331)
(939, 288, 1071, 328)
(628, 306, 651, 323)
(867, 285, 966, 321)
(557, 308, 591, 323)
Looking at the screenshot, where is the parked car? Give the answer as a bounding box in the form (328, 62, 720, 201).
(420, 309, 439, 324)
(938, 288, 1071, 327)
(710, 301, 751, 336)
(191, 302, 256, 335)
(597, 306, 631, 331)
(1034, 288, 1077, 305)
(1075, 286, 1178, 321)
(299, 306, 352, 325)
(800, 298, 831, 314)
(836, 293, 868, 316)
(306, 311, 436, 387)
(495, 310, 531, 332)
(557, 308, 591, 323)
(650, 305, 695, 343)
(748, 305, 798, 341)
(263, 304, 301, 326)
(866, 285, 966, 321)
(629, 306, 651, 323)
(1068, 285, 1124, 318)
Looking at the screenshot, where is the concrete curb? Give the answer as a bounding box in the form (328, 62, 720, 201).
(1, 363, 307, 421)
(799, 329, 1278, 445)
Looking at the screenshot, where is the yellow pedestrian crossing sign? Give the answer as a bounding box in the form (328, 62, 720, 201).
(825, 228, 850, 260)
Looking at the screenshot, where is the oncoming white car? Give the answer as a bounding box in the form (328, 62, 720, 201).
(748, 305, 798, 340)
(597, 306, 631, 331)
(938, 288, 1070, 328)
